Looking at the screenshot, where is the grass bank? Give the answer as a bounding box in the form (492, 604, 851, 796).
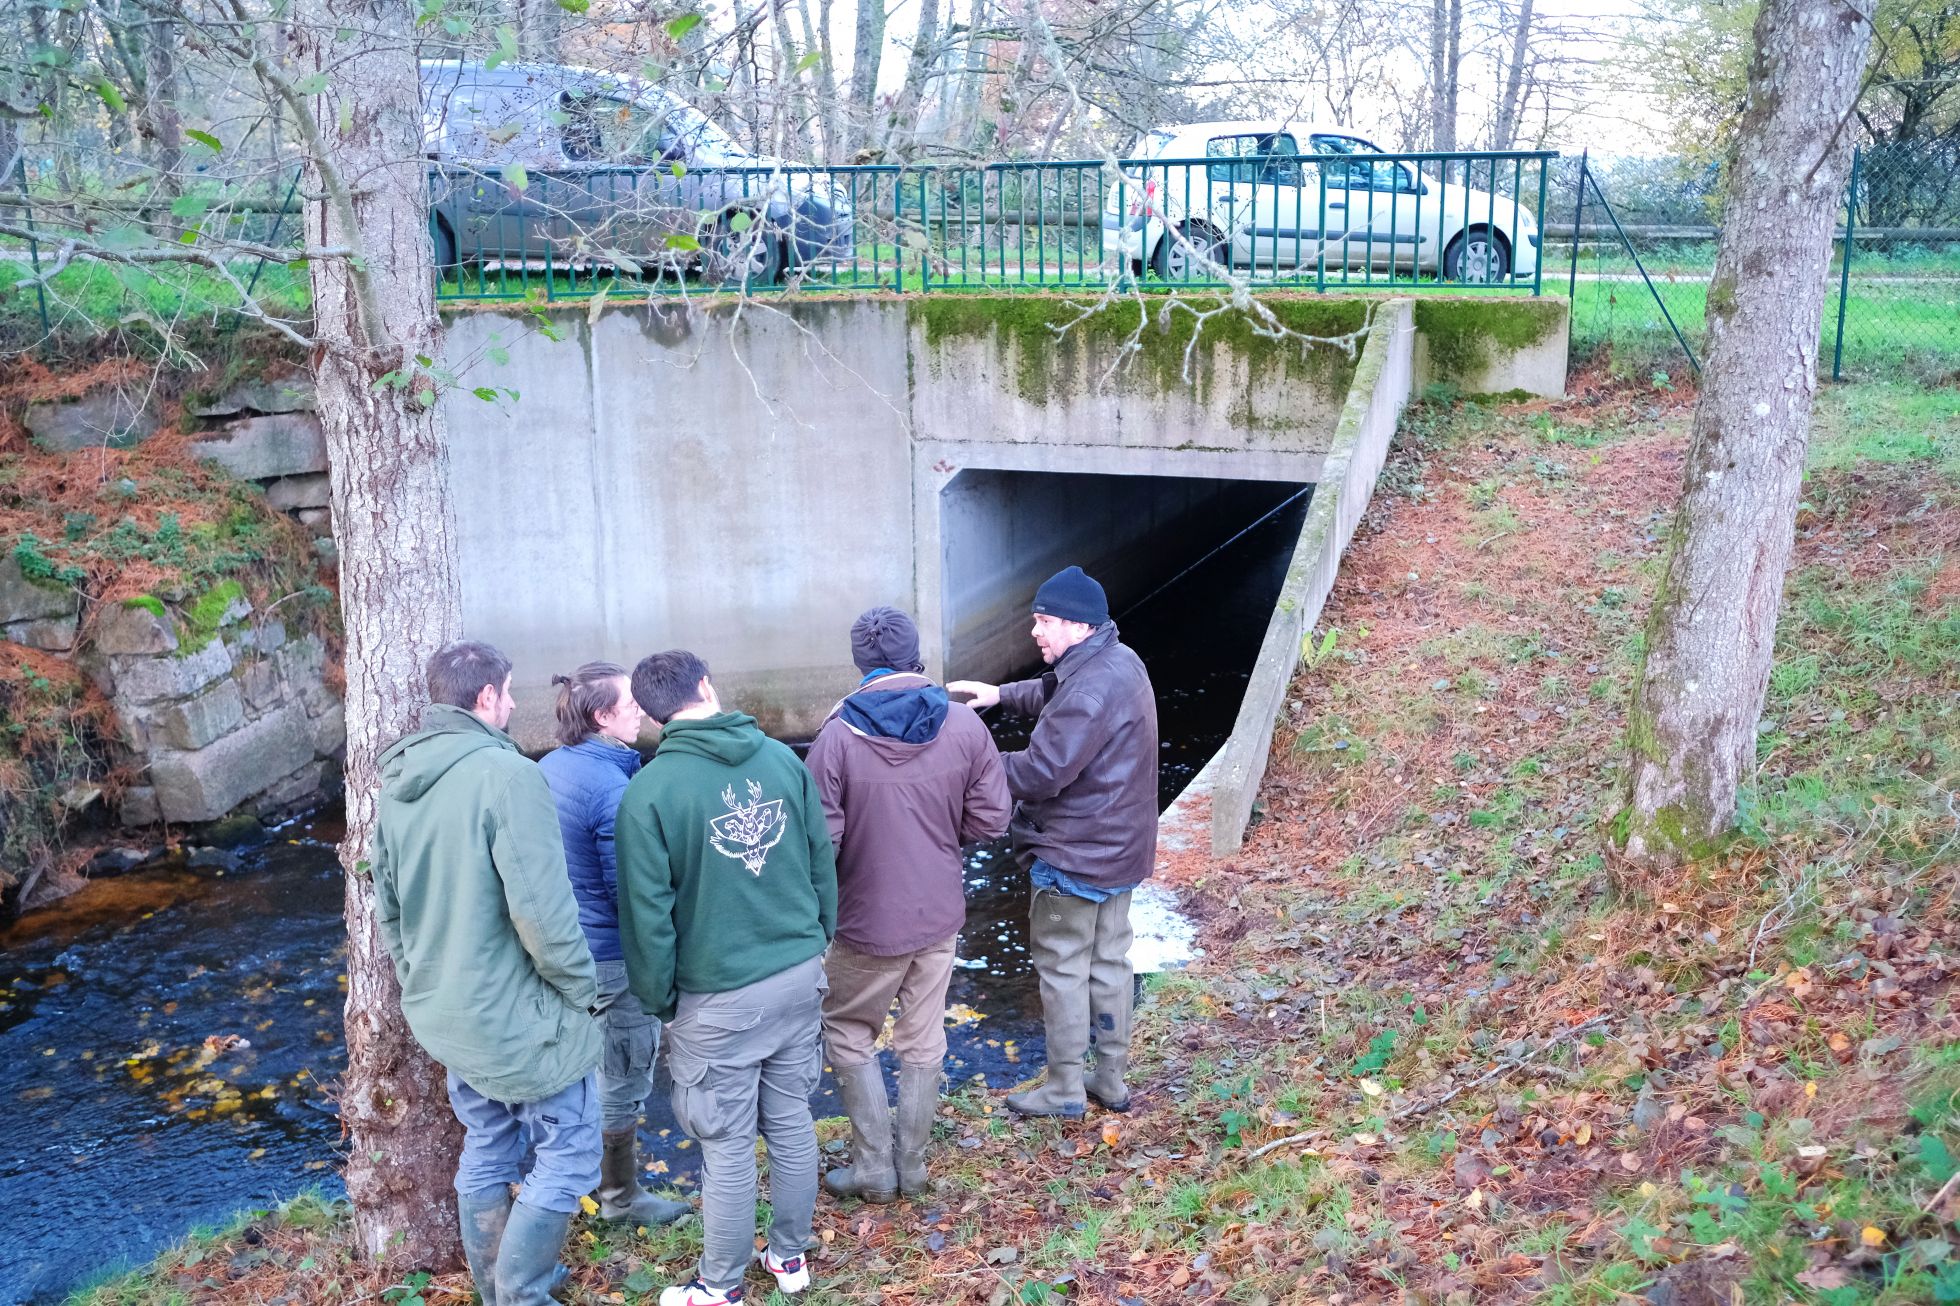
(65, 376, 1960, 1306)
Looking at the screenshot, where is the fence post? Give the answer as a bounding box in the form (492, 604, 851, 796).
(15, 155, 51, 338)
(1832, 146, 1860, 383)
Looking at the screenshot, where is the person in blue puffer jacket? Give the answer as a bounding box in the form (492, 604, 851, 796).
(537, 662, 690, 1227)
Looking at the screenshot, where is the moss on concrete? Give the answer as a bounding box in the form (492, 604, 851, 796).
(911, 295, 1368, 407)
(1411, 297, 1564, 386)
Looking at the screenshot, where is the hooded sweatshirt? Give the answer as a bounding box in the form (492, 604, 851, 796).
(371, 704, 601, 1104)
(615, 711, 837, 1021)
(805, 672, 1010, 955)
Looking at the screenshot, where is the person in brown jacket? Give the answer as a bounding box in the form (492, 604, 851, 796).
(949, 566, 1159, 1119)
(805, 606, 1011, 1202)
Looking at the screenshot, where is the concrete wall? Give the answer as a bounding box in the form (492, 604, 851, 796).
(435, 293, 1556, 745)
(1205, 297, 1418, 854)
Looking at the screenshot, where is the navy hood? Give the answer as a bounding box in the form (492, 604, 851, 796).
(840, 682, 949, 745)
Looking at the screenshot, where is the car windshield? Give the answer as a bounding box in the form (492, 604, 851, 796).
(667, 104, 750, 163)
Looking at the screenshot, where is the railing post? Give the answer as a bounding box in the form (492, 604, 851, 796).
(1832, 146, 1859, 383)
(1567, 149, 1586, 304)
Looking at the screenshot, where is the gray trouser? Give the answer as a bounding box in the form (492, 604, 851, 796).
(665, 954, 828, 1292)
(595, 959, 658, 1132)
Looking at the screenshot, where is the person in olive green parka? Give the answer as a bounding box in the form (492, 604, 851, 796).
(372, 640, 602, 1306)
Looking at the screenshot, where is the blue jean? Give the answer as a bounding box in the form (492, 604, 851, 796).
(448, 1069, 602, 1214)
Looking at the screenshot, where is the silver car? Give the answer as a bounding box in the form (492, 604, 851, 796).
(422, 60, 851, 284)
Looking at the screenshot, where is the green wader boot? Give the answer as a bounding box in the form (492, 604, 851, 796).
(822, 1059, 897, 1202)
(895, 1062, 941, 1196)
(495, 1200, 574, 1306)
(597, 1128, 691, 1225)
(1085, 892, 1136, 1113)
(1006, 889, 1097, 1118)
(458, 1187, 512, 1306)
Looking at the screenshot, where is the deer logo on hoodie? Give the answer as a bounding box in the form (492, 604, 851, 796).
(708, 778, 786, 875)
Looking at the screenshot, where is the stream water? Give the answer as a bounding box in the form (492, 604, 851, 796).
(0, 485, 1310, 1304)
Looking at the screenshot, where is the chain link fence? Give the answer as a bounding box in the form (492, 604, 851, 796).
(1550, 142, 1960, 384)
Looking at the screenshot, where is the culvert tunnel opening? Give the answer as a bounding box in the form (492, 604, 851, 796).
(942, 468, 1317, 1040)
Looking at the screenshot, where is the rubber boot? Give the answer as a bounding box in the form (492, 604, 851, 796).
(458, 1187, 513, 1306)
(494, 1199, 574, 1306)
(894, 1062, 940, 1196)
(822, 1059, 897, 1202)
(1085, 895, 1135, 1113)
(598, 1128, 691, 1225)
(1006, 890, 1096, 1118)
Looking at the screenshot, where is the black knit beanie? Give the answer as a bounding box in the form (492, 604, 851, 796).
(1032, 566, 1109, 626)
(850, 606, 924, 674)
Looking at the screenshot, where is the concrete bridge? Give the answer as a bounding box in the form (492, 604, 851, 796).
(440, 292, 1566, 847)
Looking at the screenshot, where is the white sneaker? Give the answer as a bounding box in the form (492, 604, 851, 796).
(761, 1248, 811, 1294)
(658, 1280, 744, 1305)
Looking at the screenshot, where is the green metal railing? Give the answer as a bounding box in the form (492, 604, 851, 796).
(427, 149, 1556, 301)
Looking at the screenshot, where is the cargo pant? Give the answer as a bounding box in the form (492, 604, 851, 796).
(665, 954, 828, 1293)
(595, 959, 659, 1132)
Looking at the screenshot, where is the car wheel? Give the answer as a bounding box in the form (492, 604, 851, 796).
(1151, 221, 1227, 281)
(1444, 228, 1510, 284)
(707, 218, 784, 288)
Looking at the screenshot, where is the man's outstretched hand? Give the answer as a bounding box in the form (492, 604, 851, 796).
(947, 680, 1000, 710)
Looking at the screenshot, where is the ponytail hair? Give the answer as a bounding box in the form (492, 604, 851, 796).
(552, 661, 630, 746)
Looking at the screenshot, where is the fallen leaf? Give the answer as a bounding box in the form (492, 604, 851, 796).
(1575, 1123, 1592, 1146)
(1102, 1120, 1123, 1147)
(1796, 1266, 1852, 1289)
(1619, 1152, 1642, 1173)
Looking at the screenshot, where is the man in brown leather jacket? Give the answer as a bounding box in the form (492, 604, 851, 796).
(950, 566, 1159, 1118)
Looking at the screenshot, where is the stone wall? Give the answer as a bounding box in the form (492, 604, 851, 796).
(10, 370, 344, 836)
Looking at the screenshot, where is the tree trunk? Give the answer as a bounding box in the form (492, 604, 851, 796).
(1493, 0, 1533, 152)
(292, 0, 467, 1271)
(887, 0, 943, 157)
(142, 16, 183, 200)
(795, 0, 840, 161)
(1621, 0, 1873, 868)
(1428, 0, 1460, 157)
(514, 0, 563, 59)
(845, 0, 887, 159)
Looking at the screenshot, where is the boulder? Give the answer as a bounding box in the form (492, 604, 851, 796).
(188, 375, 316, 417)
(265, 474, 332, 511)
(309, 702, 347, 757)
(119, 786, 161, 828)
(114, 640, 232, 705)
(149, 702, 316, 823)
(94, 601, 179, 655)
(0, 556, 79, 625)
(3, 615, 79, 651)
(253, 761, 330, 819)
(240, 656, 284, 711)
(24, 388, 159, 452)
(190, 413, 328, 480)
(155, 680, 247, 751)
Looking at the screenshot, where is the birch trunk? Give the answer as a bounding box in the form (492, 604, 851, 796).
(1621, 0, 1873, 867)
(292, 0, 467, 1269)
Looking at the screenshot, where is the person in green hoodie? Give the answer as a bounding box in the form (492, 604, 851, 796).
(614, 650, 837, 1306)
(372, 640, 603, 1306)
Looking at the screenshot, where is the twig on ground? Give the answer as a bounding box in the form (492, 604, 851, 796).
(1392, 1016, 1611, 1122)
